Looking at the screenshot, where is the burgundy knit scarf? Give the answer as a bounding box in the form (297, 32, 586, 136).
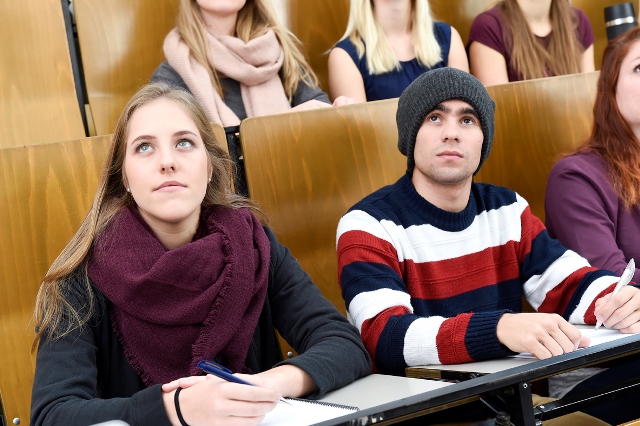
(88, 205, 270, 386)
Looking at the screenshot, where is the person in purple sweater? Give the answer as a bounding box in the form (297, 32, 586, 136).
(467, 0, 594, 85)
(545, 26, 640, 424)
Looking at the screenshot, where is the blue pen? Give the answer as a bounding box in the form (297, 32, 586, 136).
(196, 359, 291, 405)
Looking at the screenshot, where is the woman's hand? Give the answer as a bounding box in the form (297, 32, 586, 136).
(162, 374, 280, 426)
(332, 96, 358, 107)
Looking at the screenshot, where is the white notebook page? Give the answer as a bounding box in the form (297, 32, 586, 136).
(260, 397, 358, 426)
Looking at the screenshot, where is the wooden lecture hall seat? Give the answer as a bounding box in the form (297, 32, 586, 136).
(476, 71, 599, 222)
(0, 0, 85, 148)
(74, 0, 179, 136)
(0, 124, 225, 426)
(0, 136, 112, 426)
(241, 100, 404, 317)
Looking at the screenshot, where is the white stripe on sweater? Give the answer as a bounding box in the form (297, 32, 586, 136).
(338, 201, 523, 263)
(348, 288, 413, 332)
(404, 316, 447, 365)
(524, 250, 591, 310)
(568, 275, 619, 324)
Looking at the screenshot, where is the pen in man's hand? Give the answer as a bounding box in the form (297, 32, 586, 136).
(595, 258, 635, 330)
(196, 360, 292, 405)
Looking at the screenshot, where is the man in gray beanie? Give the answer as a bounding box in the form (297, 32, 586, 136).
(336, 68, 634, 422)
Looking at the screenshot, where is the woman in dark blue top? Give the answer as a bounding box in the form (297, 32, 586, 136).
(328, 0, 468, 102)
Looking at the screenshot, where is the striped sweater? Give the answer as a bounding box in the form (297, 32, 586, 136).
(337, 174, 619, 375)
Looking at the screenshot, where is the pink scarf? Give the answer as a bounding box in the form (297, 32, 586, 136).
(88, 205, 270, 386)
(163, 28, 291, 126)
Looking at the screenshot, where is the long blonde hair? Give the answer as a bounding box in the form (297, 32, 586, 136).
(500, 0, 583, 80)
(33, 83, 266, 348)
(176, 0, 319, 100)
(338, 0, 442, 75)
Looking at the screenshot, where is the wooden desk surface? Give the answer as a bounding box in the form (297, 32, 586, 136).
(406, 357, 536, 380)
(319, 374, 452, 411)
(325, 333, 640, 425)
(406, 326, 640, 380)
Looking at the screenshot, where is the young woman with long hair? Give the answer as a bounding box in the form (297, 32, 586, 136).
(544, 27, 640, 424)
(30, 83, 370, 426)
(151, 0, 353, 126)
(468, 0, 595, 85)
(327, 0, 468, 102)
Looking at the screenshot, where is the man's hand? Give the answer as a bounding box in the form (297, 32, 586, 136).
(595, 286, 640, 333)
(497, 313, 590, 359)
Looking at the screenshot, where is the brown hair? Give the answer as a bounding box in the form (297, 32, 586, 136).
(500, 0, 583, 80)
(176, 0, 319, 101)
(576, 27, 640, 210)
(33, 83, 266, 348)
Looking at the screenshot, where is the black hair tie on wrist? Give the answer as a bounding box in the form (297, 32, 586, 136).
(174, 387, 190, 426)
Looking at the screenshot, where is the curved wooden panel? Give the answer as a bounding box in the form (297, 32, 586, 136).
(0, 136, 112, 426)
(0, 0, 85, 148)
(211, 123, 227, 154)
(573, 0, 639, 69)
(75, 0, 179, 136)
(429, 0, 499, 44)
(241, 101, 404, 316)
(288, 0, 350, 93)
(476, 71, 599, 221)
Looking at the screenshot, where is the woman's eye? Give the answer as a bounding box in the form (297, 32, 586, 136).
(177, 139, 193, 148)
(634, 64, 640, 73)
(136, 143, 152, 153)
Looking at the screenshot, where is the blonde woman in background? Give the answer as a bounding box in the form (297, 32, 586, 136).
(151, 0, 353, 126)
(468, 0, 594, 85)
(327, 0, 468, 102)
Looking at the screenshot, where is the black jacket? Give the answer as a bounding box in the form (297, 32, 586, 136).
(31, 227, 371, 426)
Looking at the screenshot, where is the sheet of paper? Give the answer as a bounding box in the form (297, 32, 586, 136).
(511, 328, 638, 359)
(260, 398, 358, 426)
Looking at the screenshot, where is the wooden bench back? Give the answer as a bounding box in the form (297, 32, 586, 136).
(0, 0, 85, 148)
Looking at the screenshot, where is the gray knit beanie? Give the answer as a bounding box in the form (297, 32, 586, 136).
(397, 67, 496, 175)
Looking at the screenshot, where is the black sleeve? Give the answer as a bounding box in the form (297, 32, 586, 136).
(263, 227, 372, 398)
(30, 273, 171, 426)
(291, 78, 330, 106)
(150, 61, 191, 94)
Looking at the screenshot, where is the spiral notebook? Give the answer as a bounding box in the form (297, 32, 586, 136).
(260, 397, 359, 425)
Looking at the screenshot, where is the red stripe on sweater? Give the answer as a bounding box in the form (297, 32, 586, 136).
(538, 266, 599, 313)
(360, 306, 410, 370)
(406, 242, 521, 300)
(517, 205, 546, 260)
(436, 314, 473, 364)
(584, 284, 617, 324)
(337, 230, 402, 284)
